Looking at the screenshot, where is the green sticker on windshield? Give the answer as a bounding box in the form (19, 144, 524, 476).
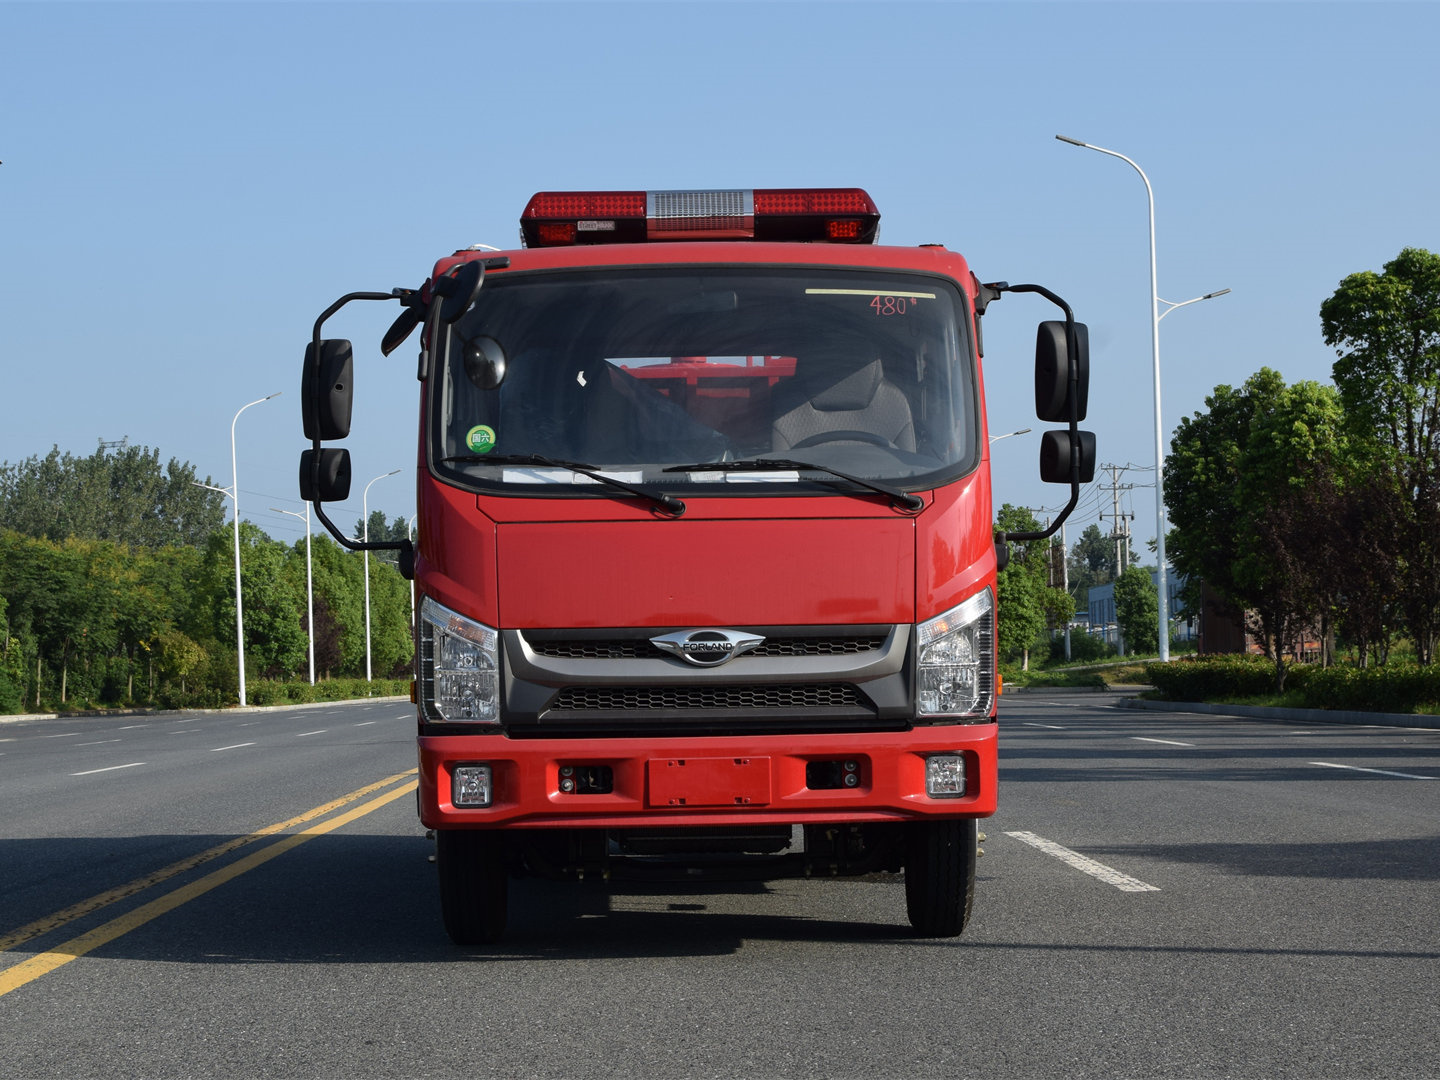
(465, 424, 497, 454)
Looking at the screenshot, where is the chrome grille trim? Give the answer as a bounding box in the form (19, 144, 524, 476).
(528, 635, 887, 661)
(496, 624, 911, 732)
(551, 684, 862, 712)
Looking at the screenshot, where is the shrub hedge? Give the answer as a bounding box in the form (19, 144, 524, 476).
(246, 678, 411, 706)
(1144, 654, 1284, 700)
(1295, 665, 1440, 714)
(1143, 655, 1440, 715)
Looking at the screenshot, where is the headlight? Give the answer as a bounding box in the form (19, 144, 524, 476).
(418, 596, 500, 724)
(916, 588, 994, 719)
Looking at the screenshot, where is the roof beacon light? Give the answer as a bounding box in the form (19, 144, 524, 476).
(520, 188, 879, 248)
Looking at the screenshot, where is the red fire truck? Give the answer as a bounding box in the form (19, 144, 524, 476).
(299, 188, 1093, 944)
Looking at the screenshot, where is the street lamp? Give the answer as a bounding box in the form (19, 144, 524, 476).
(363, 469, 402, 682)
(193, 392, 281, 706)
(1056, 135, 1229, 661)
(407, 513, 418, 630)
(989, 427, 1032, 444)
(270, 505, 315, 685)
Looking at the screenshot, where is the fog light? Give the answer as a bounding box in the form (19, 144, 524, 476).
(453, 764, 493, 807)
(925, 754, 966, 798)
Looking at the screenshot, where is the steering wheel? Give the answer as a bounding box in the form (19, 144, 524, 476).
(789, 429, 894, 450)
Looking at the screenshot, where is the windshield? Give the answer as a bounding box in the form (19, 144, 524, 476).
(431, 266, 978, 495)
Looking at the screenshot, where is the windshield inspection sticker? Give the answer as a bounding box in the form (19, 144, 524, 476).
(465, 425, 497, 454)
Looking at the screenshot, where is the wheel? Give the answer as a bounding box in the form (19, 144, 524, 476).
(904, 818, 977, 937)
(436, 828, 508, 945)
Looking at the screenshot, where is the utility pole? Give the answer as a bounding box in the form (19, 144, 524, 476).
(1061, 520, 1072, 660)
(1101, 465, 1134, 580)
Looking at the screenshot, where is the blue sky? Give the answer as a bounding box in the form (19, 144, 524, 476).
(3, 1, 1437, 554)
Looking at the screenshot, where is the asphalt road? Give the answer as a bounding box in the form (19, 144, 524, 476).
(1, 693, 1437, 1079)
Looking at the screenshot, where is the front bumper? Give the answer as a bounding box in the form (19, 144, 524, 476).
(418, 724, 996, 830)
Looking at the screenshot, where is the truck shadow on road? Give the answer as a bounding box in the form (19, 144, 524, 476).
(1, 831, 936, 968)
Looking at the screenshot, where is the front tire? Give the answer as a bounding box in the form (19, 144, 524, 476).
(436, 829, 508, 946)
(904, 818, 977, 937)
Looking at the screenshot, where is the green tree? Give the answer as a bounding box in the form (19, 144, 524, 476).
(155, 628, 208, 698)
(0, 593, 24, 713)
(354, 511, 412, 569)
(1321, 247, 1440, 662)
(0, 442, 225, 548)
(1067, 521, 1128, 608)
(1166, 370, 1353, 689)
(196, 523, 307, 683)
(366, 556, 414, 678)
(310, 534, 367, 678)
(1113, 566, 1158, 655)
(995, 505, 1074, 669)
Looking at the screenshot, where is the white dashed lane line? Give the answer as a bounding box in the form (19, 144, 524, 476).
(1311, 761, 1437, 781)
(71, 762, 146, 777)
(1131, 736, 1196, 747)
(1005, 831, 1161, 892)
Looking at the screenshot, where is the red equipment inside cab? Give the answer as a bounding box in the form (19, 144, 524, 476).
(298, 185, 1094, 946)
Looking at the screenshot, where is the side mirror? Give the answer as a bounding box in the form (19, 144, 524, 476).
(1039, 430, 1096, 485)
(302, 340, 355, 440)
(299, 448, 352, 502)
(463, 336, 508, 390)
(1034, 320, 1089, 422)
(435, 260, 485, 324)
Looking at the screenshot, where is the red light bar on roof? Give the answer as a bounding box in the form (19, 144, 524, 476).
(520, 188, 880, 247)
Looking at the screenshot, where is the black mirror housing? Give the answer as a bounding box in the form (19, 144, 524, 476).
(299, 447, 352, 503)
(302, 340, 355, 441)
(1034, 321, 1090, 422)
(1039, 429, 1096, 485)
(436, 260, 485, 324)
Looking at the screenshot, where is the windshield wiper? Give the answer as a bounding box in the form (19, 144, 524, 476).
(662, 458, 923, 513)
(442, 453, 685, 517)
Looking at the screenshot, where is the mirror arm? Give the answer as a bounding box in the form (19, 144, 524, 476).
(993, 282, 1084, 546)
(305, 289, 410, 557)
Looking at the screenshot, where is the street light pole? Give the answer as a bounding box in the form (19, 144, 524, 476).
(407, 513, 418, 631)
(196, 393, 280, 707)
(1056, 135, 1229, 661)
(270, 505, 315, 685)
(363, 469, 402, 682)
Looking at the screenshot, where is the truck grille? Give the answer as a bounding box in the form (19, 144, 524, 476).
(492, 623, 911, 736)
(529, 635, 885, 660)
(550, 684, 862, 712)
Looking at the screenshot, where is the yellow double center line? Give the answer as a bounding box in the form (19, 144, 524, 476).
(0, 770, 419, 999)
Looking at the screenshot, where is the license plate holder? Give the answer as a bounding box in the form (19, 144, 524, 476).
(646, 756, 773, 808)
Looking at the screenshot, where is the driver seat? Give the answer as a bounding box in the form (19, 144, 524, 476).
(772, 359, 916, 453)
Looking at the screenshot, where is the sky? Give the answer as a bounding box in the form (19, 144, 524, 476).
(3, 0, 1438, 555)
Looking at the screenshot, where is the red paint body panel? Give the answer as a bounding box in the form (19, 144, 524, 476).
(497, 514, 915, 627)
(418, 724, 997, 830)
(435, 240, 976, 284)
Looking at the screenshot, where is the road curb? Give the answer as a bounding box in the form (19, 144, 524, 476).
(1114, 695, 1440, 730)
